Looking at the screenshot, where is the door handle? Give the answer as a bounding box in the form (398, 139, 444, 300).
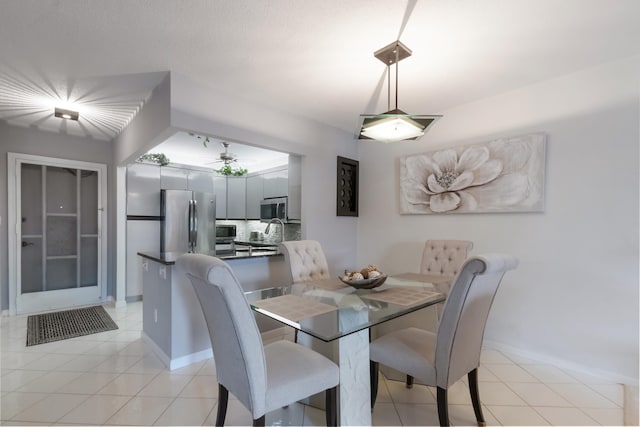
(188, 200, 198, 252)
(21, 241, 34, 247)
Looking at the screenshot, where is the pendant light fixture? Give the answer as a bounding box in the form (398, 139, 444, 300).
(358, 40, 441, 143)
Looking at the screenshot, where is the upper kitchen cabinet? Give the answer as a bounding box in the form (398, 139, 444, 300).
(213, 175, 227, 219)
(187, 170, 215, 193)
(160, 166, 188, 190)
(245, 174, 263, 220)
(126, 163, 160, 216)
(160, 167, 215, 193)
(287, 155, 302, 221)
(262, 167, 288, 199)
(226, 177, 246, 219)
(213, 175, 246, 219)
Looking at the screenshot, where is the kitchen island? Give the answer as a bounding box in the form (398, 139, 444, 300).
(138, 249, 289, 370)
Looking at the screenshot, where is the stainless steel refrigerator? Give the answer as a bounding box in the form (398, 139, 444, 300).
(161, 190, 216, 253)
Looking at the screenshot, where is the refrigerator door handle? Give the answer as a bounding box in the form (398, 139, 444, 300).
(189, 199, 198, 252)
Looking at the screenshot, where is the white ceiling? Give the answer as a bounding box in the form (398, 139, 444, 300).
(1, 0, 639, 146)
(154, 131, 289, 172)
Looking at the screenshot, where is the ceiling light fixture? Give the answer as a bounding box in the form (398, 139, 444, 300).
(54, 107, 79, 121)
(358, 40, 441, 143)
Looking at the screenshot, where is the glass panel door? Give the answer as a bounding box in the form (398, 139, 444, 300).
(45, 166, 78, 291)
(17, 160, 103, 314)
(80, 170, 99, 288)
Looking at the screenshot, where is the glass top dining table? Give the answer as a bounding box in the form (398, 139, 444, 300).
(244, 273, 446, 426)
(244, 273, 446, 342)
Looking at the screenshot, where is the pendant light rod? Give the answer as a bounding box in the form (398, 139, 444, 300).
(395, 43, 399, 110)
(374, 40, 411, 113)
(387, 64, 391, 111)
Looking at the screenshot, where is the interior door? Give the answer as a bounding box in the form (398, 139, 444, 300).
(9, 153, 107, 315)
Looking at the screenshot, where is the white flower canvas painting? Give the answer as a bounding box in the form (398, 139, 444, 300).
(400, 133, 546, 214)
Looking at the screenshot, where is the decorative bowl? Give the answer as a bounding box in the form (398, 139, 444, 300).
(339, 274, 387, 289)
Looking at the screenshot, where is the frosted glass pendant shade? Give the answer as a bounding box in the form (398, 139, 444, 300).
(359, 110, 441, 143)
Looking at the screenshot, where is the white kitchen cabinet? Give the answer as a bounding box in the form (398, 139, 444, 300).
(262, 167, 288, 199)
(287, 155, 301, 221)
(187, 170, 215, 193)
(126, 163, 161, 216)
(227, 177, 246, 219)
(213, 175, 227, 219)
(245, 175, 263, 219)
(160, 166, 189, 190)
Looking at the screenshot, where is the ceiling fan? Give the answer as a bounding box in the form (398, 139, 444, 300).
(207, 142, 238, 165)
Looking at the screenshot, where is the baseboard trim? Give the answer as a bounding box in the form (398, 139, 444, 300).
(126, 295, 143, 303)
(168, 348, 213, 370)
(142, 332, 171, 368)
(142, 332, 213, 371)
(484, 339, 638, 386)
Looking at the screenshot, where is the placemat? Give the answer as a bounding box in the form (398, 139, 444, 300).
(302, 278, 349, 291)
(362, 287, 442, 306)
(252, 294, 337, 322)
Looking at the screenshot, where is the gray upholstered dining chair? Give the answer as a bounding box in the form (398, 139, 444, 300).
(279, 240, 331, 283)
(176, 253, 339, 427)
(395, 239, 473, 389)
(370, 253, 518, 427)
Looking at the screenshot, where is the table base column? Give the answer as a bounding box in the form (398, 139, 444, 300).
(338, 328, 372, 426)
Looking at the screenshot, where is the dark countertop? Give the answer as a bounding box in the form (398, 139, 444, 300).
(138, 250, 282, 265)
(234, 240, 280, 248)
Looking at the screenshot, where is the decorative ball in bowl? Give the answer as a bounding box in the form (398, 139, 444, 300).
(340, 265, 387, 289)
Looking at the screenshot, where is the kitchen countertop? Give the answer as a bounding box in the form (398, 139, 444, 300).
(234, 240, 280, 248)
(138, 249, 282, 265)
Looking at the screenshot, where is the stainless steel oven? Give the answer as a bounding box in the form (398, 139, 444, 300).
(260, 197, 287, 223)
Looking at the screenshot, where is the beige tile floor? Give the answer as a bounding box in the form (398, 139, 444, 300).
(0, 302, 626, 426)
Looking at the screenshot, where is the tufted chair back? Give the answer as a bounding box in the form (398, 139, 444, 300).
(420, 240, 473, 279)
(280, 240, 331, 283)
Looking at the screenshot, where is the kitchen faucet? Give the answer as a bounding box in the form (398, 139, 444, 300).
(264, 218, 285, 244)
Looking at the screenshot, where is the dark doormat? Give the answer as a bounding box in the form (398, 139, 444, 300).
(26, 305, 119, 346)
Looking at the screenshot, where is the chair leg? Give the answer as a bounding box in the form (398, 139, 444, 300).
(406, 374, 414, 389)
(437, 387, 450, 427)
(370, 361, 379, 409)
(468, 368, 486, 426)
(216, 384, 229, 427)
(325, 386, 338, 426)
(252, 415, 265, 426)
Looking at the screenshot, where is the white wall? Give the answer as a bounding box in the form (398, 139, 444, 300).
(357, 56, 640, 384)
(0, 122, 116, 310)
(114, 72, 173, 165)
(169, 73, 360, 276)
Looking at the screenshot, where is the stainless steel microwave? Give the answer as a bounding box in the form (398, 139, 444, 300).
(260, 197, 288, 223)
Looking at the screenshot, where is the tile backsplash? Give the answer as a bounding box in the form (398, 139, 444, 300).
(218, 220, 301, 244)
